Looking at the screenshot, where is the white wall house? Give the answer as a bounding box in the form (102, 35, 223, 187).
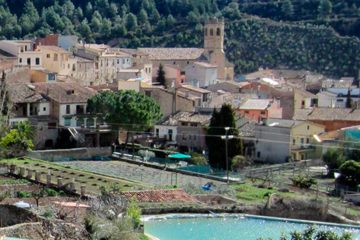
(154, 125, 178, 142)
(317, 91, 337, 108)
(184, 62, 217, 87)
(0, 40, 43, 69)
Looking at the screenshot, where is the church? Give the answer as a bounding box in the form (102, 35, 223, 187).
(138, 18, 235, 83)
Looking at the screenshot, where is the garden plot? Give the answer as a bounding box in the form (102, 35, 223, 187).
(57, 160, 222, 187)
(0, 158, 143, 195)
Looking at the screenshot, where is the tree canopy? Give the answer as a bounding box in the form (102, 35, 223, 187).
(87, 90, 162, 133)
(206, 104, 243, 170)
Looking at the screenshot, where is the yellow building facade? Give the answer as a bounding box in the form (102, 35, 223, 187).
(290, 121, 325, 161)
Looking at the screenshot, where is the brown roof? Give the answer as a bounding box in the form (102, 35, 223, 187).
(122, 189, 196, 203)
(138, 48, 205, 60)
(39, 45, 69, 54)
(34, 82, 96, 104)
(8, 83, 45, 103)
(159, 111, 212, 126)
(293, 108, 360, 121)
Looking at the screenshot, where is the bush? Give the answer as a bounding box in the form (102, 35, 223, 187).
(231, 155, 249, 171)
(189, 152, 207, 166)
(291, 175, 317, 189)
(339, 160, 360, 188)
(322, 148, 346, 175)
(16, 191, 32, 198)
(43, 188, 58, 197)
(126, 200, 141, 229)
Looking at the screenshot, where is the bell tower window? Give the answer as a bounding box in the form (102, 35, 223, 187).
(216, 28, 221, 36)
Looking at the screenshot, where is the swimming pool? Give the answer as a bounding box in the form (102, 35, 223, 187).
(143, 214, 360, 240)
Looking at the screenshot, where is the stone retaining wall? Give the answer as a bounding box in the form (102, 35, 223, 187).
(28, 147, 112, 162)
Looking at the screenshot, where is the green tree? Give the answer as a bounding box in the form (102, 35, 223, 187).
(156, 64, 166, 87)
(206, 104, 243, 170)
(318, 0, 333, 19)
(339, 160, 360, 188)
(345, 88, 352, 108)
(0, 121, 34, 157)
(322, 148, 346, 175)
(166, 14, 176, 26)
(125, 13, 138, 30)
(87, 90, 162, 148)
(281, 0, 294, 18)
(231, 155, 249, 171)
(78, 19, 92, 42)
(138, 8, 148, 24)
(19, 0, 39, 34)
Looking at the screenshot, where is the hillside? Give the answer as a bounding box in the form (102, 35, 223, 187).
(0, 0, 360, 78)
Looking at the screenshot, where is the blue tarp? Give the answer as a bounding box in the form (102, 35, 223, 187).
(168, 153, 191, 159)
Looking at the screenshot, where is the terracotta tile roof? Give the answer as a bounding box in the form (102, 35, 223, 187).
(239, 99, 272, 110)
(7, 83, 45, 103)
(293, 108, 360, 121)
(194, 61, 217, 68)
(138, 48, 205, 60)
(34, 82, 96, 104)
(122, 189, 196, 203)
(179, 85, 211, 94)
(158, 111, 211, 126)
(39, 45, 69, 54)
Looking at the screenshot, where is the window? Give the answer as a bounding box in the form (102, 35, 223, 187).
(19, 58, 22, 63)
(48, 73, 55, 81)
(187, 61, 189, 64)
(54, 53, 58, 61)
(46, 54, 51, 58)
(20, 47, 24, 52)
(168, 129, 173, 141)
(66, 105, 71, 114)
(337, 99, 344, 102)
(245, 111, 249, 114)
(64, 118, 71, 126)
(76, 118, 84, 127)
(35, 58, 40, 65)
(260, 111, 266, 114)
(173, 61, 176, 65)
(145, 91, 151, 97)
(205, 28, 208, 36)
(48, 122, 56, 129)
(25, 45, 28, 51)
(257, 151, 261, 158)
(181, 122, 187, 126)
(301, 138, 304, 144)
(117, 59, 120, 64)
(210, 29, 213, 36)
(216, 28, 221, 36)
(43, 107, 46, 111)
(293, 139, 296, 145)
(76, 105, 85, 114)
(306, 138, 309, 144)
(307, 125, 310, 130)
(190, 123, 197, 127)
(27, 58, 31, 65)
(156, 128, 159, 138)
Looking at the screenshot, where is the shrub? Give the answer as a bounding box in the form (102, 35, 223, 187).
(126, 200, 141, 229)
(231, 155, 250, 171)
(291, 175, 317, 189)
(43, 188, 58, 197)
(322, 148, 346, 175)
(339, 160, 360, 188)
(16, 191, 32, 198)
(189, 152, 207, 165)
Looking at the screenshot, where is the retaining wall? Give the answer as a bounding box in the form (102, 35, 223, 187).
(28, 147, 112, 162)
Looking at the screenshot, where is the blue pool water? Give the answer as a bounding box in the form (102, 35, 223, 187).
(144, 214, 360, 240)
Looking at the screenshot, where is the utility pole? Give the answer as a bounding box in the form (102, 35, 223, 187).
(221, 127, 234, 184)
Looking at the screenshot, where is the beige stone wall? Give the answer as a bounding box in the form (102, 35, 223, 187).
(141, 88, 194, 118)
